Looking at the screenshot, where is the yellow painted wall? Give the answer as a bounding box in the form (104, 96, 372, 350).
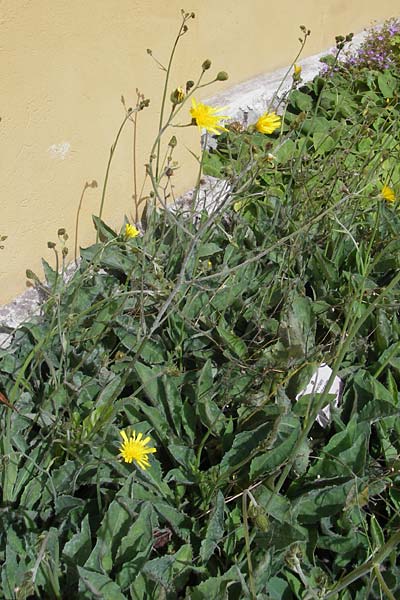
(1, 1, 399, 303)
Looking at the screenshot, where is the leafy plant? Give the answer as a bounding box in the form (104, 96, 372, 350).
(2, 12, 400, 600)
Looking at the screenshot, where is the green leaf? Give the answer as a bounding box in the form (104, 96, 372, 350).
(189, 566, 241, 599)
(78, 566, 126, 600)
(92, 215, 118, 242)
(250, 416, 301, 479)
(200, 491, 225, 562)
(370, 514, 385, 550)
(307, 419, 370, 479)
(294, 480, 355, 523)
(289, 89, 314, 112)
(216, 324, 248, 359)
(85, 497, 132, 573)
(142, 543, 193, 591)
(203, 152, 224, 178)
(313, 131, 336, 155)
(115, 503, 154, 591)
(219, 421, 271, 475)
(196, 360, 225, 435)
(63, 514, 92, 566)
(197, 243, 221, 258)
(81, 403, 114, 440)
(275, 139, 297, 164)
(377, 72, 396, 98)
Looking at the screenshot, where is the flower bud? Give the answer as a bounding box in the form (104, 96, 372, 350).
(139, 98, 150, 110)
(47, 241, 56, 249)
(62, 247, 69, 257)
(202, 59, 212, 71)
(168, 135, 177, 148)
(294, 64, 302, 76)
(170, 87, 185, 105)
(216, 71, 229, 81)
(186, 80, 195, 92)
(57, 228, 66, 236)
(249, 504, 270, 532)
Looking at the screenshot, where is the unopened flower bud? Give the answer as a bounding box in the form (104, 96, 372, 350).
(202, 59, 212, 71)
(216, 71, 229, 81)
(186, 80, 195, 92)
(168, 135, 177, 148)
(57, 228, 66, 236)
(47, 241, 56, 249)
(139, 98, 150, 110)
(294, 64, 302, 77)
(170, 87, 185, 105)
(62, 247, 68, 257)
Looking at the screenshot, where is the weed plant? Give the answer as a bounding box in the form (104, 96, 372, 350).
(1, 13, 400, 600)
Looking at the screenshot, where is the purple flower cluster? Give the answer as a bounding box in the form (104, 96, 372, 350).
(320, 18, 400, 75)
(344, 18, 400, 71)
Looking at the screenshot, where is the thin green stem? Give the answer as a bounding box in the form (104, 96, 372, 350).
(373, 564, 396, 600)
(242, 492, 257, 600)
(74, 182, 89, 265)
(155, 14, 190, 179)
(97, 110, 133, 241)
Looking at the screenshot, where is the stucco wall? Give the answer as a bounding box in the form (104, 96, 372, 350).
(1, 1, 399, 303)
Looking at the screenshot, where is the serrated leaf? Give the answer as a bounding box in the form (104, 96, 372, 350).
(216, 324, 248, 359)
(219, 421, 271, 475)
(115, 503, 154, 590)
(78, 567, 126, 600)
(63, 514, 92, 566)
(85, 498, 132, 573)
(142, 544, 193, 590)
(200, 491, 225, 562)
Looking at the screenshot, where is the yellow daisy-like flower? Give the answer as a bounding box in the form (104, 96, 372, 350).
(381, 185, 396, 203)
(118, 429, 156, 469)
(255, 111, 281, 135)
(190, 98, 229, 135)
(125, 223, 140, 239)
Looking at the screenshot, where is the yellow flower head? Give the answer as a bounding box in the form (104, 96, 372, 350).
(125, 223, 140, 239)
(118, 429, 156, 469)
(255, 112, 281, 135)
(381, 185, 396, 203)
(190, 98, 229, 135)
(294, 64, 302, 76)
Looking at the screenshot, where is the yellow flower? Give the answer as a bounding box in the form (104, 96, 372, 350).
(190, 98, 229, 135)
(125, 223, 140, 238)
(118, 429, 156, 469)
(255, 112, 281, 135)
(294, 64, 302, 76)
(381, 185, 396, 203)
